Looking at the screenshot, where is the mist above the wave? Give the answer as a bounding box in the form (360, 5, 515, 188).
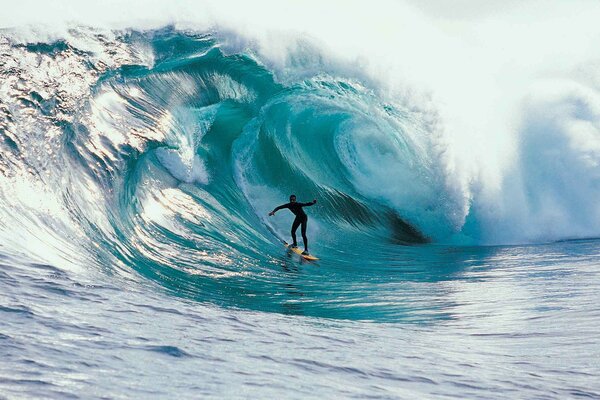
(3, 0, 600, 243)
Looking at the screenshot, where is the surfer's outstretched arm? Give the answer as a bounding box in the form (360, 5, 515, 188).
(269, 203, 290, 216)
(300, 199, 317, 207)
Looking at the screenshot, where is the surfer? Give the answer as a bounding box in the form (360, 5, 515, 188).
(269, 195, 317, 255)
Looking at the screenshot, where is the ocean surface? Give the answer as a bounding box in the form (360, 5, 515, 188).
(1, 24, 599, 399)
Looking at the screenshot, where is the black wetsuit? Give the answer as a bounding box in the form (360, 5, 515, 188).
(273, 201, 316, 249)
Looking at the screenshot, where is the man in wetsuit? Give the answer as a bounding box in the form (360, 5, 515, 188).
(269, 194, 317, 255)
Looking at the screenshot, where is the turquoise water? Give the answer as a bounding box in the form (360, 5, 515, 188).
(0, 27, 599, 398)
(1, 240, 598, 398)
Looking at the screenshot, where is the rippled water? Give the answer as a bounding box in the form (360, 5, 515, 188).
(2, 239, 599, 399)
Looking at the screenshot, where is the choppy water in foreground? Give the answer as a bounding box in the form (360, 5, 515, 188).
(1, 239, 599, 399)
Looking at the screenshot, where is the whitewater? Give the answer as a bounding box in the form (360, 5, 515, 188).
(1, 1, 599, 398)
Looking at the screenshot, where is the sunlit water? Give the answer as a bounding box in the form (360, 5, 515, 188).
(1, 240, 599, 398)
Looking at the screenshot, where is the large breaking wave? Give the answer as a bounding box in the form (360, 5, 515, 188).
(2, 7, 600, 316)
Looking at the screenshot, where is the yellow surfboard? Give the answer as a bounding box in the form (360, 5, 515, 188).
(283, 242, 319, 261)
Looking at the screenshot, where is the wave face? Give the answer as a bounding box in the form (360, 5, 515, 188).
(1, 26, 600, 318)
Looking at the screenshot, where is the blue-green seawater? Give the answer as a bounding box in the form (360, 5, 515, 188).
(0, 28, 598, 398)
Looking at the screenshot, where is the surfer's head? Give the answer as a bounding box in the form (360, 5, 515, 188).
(289, 194, 296, 202)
